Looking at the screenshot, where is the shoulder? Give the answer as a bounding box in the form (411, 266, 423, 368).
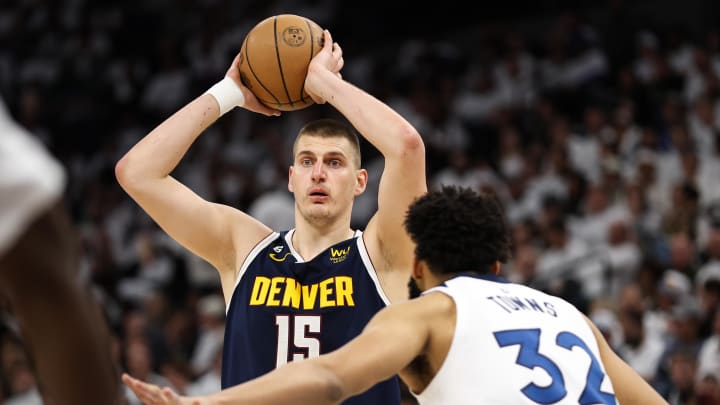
(372, 291, 454, 322)
(410, 291, 456, 320)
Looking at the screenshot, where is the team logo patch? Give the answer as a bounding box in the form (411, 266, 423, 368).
(270, 253, 291, 262)
(329, 245, 351, 264)
(270, 246, 290, 262)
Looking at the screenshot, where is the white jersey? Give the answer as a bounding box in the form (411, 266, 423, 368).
(0, 96, 65, 255)
(413, 274, 617, 405)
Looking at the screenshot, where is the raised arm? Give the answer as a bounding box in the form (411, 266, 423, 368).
(584, 316, 669, 405)
(122, 293, 447, 405)
(115, 55, 278, 294)
(304, 31, 427, 300)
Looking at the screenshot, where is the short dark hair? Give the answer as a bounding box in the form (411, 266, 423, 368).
(405, 185, 512, 275)
(293, 118, 361, 168)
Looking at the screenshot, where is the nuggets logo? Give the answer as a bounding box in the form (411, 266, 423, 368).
(282, 26, 307, 47)
(269, 252, 292, 262)
(269, 245, 290, 262)
(329, 246, 351, 264)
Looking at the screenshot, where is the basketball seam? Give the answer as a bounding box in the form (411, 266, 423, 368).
(274, 16, 294, 108)
(300, 18, 314, 106)
(245, 34, 281, 105)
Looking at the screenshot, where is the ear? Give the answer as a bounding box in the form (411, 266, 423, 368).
(491, 261, 502, 276)
(412, 257, 425, 280)
(354, 168, 368, 196)
(288, 166, 294, 193)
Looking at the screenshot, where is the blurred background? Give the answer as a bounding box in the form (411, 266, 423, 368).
(1, 0, 720, 404)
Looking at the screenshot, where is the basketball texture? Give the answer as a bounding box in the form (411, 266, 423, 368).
(238, 14, 324, 111)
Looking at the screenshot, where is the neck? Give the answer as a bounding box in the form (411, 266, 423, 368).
(292, 220, 355, 260)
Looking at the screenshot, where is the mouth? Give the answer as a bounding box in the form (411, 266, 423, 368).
(309, 189, 329, 203)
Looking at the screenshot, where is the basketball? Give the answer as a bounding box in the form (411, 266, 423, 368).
(238, 14, 324, 111)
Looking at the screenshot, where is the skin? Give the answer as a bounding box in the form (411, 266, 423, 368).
(122, 262, 669, 405)
(0, 203, 122, 405)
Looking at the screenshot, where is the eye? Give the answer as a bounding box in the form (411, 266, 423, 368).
(328, 159, 341, 168)
(300, 158, 313, 167)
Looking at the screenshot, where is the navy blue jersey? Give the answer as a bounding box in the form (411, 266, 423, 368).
(222, 229, 401, 405)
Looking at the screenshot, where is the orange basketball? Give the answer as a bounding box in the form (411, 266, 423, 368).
(238, 14, 324, 111)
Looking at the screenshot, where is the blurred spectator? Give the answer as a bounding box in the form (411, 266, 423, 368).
(590, 306, 623, 348)
(506, 242, 540, 286)
(666, 348, 699, 405)
(664, 231, 701, 278)
(189, 294, 225, 376)
(654, 298, 704, 399)
(569, 182, 631, 247)
(605, 220, 643, 298)
(123, 339, 175, 405)
(247, 185, 295, 231)
(697, 308, 720, 382)
(695, 255, 720, 338)
(185, 344, 222, 396)
(116, 228, 177, 305)
(694, 372, 720, 405)
(616, 308, 666, 382)
(1, 334, 41, 405)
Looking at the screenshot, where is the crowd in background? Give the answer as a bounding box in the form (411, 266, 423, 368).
(1, 0, 720, 404)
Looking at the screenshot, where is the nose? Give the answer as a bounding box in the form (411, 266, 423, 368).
(311, 160, 326, 181)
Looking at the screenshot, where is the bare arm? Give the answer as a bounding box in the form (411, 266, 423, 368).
(584, 316, 669, 405)
(305, 31, 427, 295)
(123, 295, 437, 405)
(115, 55, 277, 291)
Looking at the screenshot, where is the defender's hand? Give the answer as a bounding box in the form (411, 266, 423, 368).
(122, 373, 207, 405)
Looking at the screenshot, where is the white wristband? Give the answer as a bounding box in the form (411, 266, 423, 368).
(204, 77, 245, 115)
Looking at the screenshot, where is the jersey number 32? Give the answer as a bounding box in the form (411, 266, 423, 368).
(494, 328, 616, 405)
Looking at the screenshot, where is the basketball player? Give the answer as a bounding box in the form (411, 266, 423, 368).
(123, 186, 669, 405)
(0, 96, 123, 404)
(115, 29, 425, 405)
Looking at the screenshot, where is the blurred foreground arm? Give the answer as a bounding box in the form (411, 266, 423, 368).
(0, 98, 123, 405)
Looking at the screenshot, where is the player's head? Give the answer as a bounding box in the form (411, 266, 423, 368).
(289, 119, 367, 225)
(292, 119, 361, 169)
(405, 185, 512, 277)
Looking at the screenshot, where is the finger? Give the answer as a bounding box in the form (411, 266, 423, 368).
(226, 54, 241, 76)
(126, 375, 164, 404)
(121, 373, 133, 385)
(132, 380, 161, 403)
(323, 30, 333, 50)
(258, 106, 281, 117)
(231, 53, 241, 68)
(162, 387, 178, 404)
(336, 56, 344, 73)
(129, 383, 159, 404)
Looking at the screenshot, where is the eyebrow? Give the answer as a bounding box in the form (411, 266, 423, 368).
(296, 150, 348, 160)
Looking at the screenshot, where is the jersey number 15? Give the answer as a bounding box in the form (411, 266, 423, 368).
(275, 315, 321, 367)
